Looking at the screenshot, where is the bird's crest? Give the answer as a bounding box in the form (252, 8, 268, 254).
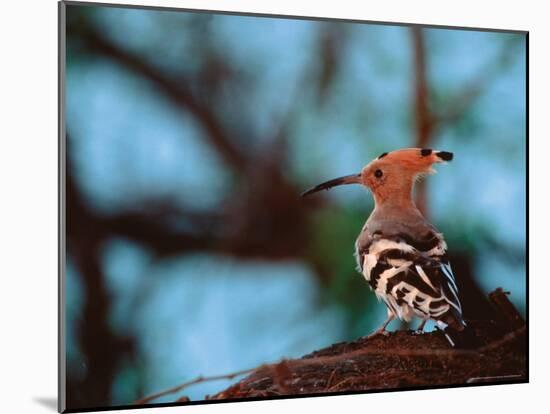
(301, 148, 453, 198)
(370, 148, 453, 175)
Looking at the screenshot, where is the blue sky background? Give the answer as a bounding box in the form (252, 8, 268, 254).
(65, 4, 526, 406)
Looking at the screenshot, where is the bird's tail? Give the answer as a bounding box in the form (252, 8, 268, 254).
(437, 313, 480, 349)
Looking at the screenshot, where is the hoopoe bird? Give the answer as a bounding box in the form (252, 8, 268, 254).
(302, 148, 465, 344)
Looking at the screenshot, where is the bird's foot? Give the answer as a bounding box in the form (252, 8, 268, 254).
(364, 328, 390, 339)
(413, 320, 428, 335)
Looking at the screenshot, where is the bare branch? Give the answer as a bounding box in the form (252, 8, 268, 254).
(69, 24, 248, 172)
(134, 366, 260, 405)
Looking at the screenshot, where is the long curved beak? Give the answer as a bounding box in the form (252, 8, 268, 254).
(301, 173, 362, 197)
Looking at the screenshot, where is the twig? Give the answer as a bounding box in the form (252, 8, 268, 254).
(488, 288, 526, 330)
(134, 366, 261, 405)
(328, 377, 356, 391)
(324, 368, 339, 391)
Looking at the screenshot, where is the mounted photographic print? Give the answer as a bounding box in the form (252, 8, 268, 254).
(59, 1, 528, 412)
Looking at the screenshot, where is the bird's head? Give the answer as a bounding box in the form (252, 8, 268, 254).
(301, 148, 453, 205)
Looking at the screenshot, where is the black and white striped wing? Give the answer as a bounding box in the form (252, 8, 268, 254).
(357, 234, 464, 328)
(401, 254, 463, 327)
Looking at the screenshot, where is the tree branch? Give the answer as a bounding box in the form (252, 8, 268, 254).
(69, 24, 248, 172)
(134, 316, 525, 403)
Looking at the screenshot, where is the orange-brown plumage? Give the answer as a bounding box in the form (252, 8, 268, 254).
(360, 148, 452, 207)
(302, 148, 453, 207)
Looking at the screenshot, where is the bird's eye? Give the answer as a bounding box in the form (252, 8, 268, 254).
(374, 169, 383, 178)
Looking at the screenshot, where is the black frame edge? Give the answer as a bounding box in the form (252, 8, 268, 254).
(58, 1, 67, 413)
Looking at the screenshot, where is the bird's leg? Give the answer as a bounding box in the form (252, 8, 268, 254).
(366, 313, 395, 338)
(414, 319, 428, 334)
